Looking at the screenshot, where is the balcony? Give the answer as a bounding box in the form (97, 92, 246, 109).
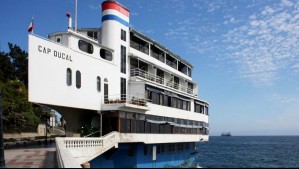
(101, 94, 150, 112)
(130, 69, 195, 95)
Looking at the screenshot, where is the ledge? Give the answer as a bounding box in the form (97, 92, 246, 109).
(101, 103, 150, 112)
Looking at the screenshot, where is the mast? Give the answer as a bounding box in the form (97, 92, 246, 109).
(75, 0, 77, 31)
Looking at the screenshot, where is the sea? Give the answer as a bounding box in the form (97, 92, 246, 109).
(195, 136, 299, 168)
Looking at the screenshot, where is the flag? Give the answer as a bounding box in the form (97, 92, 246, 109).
(28, 17, 34, 33)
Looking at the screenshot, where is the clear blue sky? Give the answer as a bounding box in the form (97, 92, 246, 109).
(1, 0, 299, 136)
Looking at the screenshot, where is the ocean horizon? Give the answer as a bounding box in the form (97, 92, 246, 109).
(196, 136, 299, 168)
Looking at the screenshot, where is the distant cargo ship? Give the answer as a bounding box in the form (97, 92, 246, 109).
(221, 132, 231, 136)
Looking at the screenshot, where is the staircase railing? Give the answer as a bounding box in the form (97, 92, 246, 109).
(56, 131, 120, 166)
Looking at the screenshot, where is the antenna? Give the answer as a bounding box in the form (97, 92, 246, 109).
(75, 0, 77, 31)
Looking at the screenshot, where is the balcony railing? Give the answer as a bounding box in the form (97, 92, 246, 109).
(166, 81, 194, 95)
(103, 94, 150, 107)
(130, 69, 195, 95)
(130, 68, 164, 85)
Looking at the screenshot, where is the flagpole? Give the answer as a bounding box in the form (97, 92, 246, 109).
(75, 0, 77, 31)
(32, 16, 34, 34)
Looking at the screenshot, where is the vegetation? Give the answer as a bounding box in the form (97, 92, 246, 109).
(0, 43, 49, 132)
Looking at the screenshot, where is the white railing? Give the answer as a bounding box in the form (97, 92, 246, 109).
(56, 132, 120, 166)
(130, 68, 194, 95)
(130, 68, 164, 85)
(165, 81, 194, 95)
(102, 94, 150, 107)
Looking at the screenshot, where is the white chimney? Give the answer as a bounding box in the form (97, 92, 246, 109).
(66, 12, 72, 29)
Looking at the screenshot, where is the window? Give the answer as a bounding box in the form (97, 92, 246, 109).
(188, 67, 192, 77)
(172, 98, 178, 108)
(121, 78, 126, 100)
(66, 68, 72, 86)
(104, 83, 108, 102)
(87, 31, 98, 40)
(166, 54, 177, 69)
(130, 34, 149, 54)
(78, 40, 93, 54)
(121, 46, 126, 74)
(76, 71, 81, 89)
(100, 49, 113, 61)
(178, 62, 188, 75)
(156, 69, 164, 84)
(187, 82, 193, 94)
(97, 76, 101, 92)
(121, 29, 126, 41)
(205, 106, 209, 115)
(164, 95, 171, 107)
(151, 45, 165, 62)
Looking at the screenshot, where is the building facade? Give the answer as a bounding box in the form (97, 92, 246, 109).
(28, 0, 209, 168)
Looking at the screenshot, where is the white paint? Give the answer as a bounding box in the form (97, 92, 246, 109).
(29, 34, 119, 110)
(147, 103, 209, 124)
(102, 9, 129, 22)
(152, 146, 157, 161)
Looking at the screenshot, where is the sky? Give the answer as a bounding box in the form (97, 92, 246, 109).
(1, 0, 299, 136)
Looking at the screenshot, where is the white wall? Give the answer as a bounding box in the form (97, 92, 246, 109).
(120, 133, 209, 144)
(28, 35, 120, 110)
(147, 103, 208, 123)
(128, 82, 146, 98)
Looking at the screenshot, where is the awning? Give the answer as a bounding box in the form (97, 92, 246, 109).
(146, 87, 164, 94)
(177, 95, 191, 102)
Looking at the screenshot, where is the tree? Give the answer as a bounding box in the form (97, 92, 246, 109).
(8, 43, 28, 86)
(0, 43, 51, 132)
(0, 80, 41, 131)
(1, 80, 27, 130)
(0, 52, 14, 82)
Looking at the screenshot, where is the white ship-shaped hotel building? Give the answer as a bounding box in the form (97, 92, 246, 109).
(28, 1, 210, 168)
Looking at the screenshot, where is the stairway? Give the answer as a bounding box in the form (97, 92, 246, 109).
(56, 131, 120, 165)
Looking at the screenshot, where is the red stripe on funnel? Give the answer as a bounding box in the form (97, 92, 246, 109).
(102, 1, 129, 17)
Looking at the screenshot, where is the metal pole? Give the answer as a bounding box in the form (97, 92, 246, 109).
(75, 0, 77, 31)
(45, 117, 48, 145)
(100, 112, 102, 137)
(0, 91, 6, 167)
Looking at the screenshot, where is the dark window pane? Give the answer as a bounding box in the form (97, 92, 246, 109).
(121, 78, 126, 100)
(97, 76, 101, 92)
(104, 83, 109, 102)
(121, 29, 126, 41)
(120, 119, 126, 133)
(66, 68, 72, 86)
(121, 46, 126, 74)
(100, 49, 113, 61)
(78, 40, 93, 54)
(76, 71, 81, 89)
